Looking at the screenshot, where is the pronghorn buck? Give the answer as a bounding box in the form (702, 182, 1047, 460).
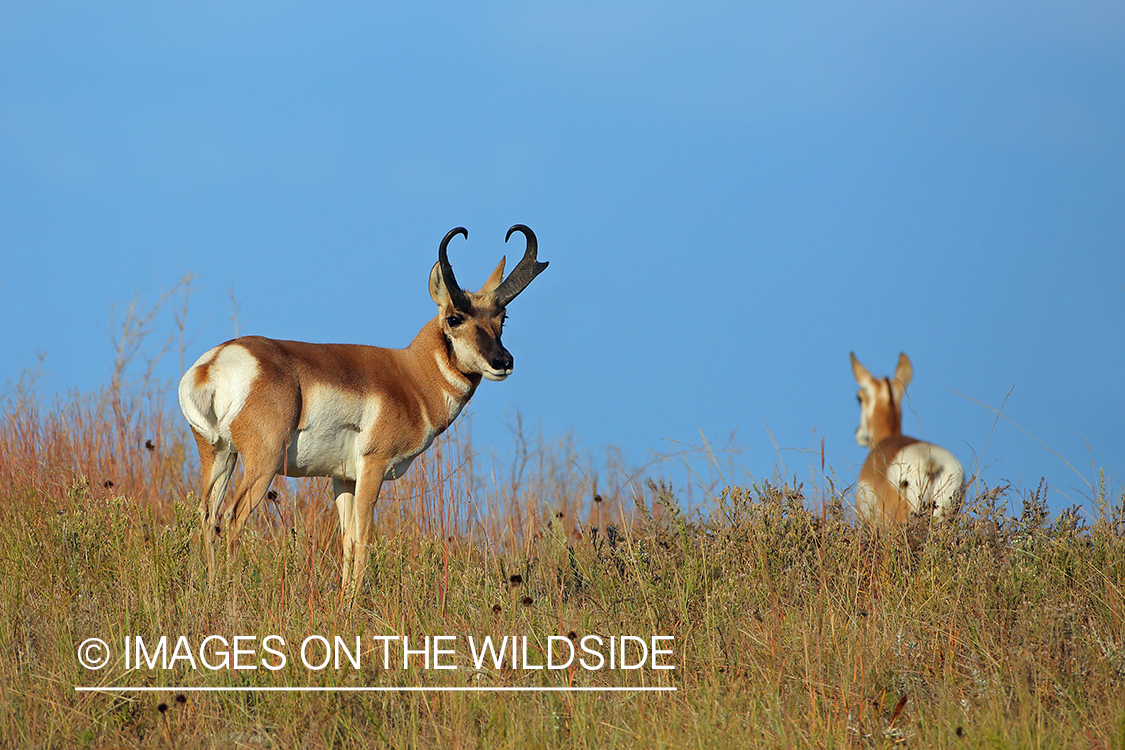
(179, 225, 548, 591)
(850, 352, 964, 528)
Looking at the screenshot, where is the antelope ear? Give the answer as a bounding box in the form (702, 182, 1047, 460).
(850, 352, 874, 387)
(478, 257, 506, 296)
(429, 262, 451, 307)
(894, 353, 914, 390)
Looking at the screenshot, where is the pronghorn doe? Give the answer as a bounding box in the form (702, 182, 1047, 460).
(850, 352, 964, 528)
(179, 225, 548, 591)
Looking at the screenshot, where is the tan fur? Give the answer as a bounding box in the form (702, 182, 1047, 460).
(191, 322, 481, 587)
(181, 233, 544, 594)
(851, 352, 963, 529)
(192, 363, 210, 389)
(859, 434, 921, 525)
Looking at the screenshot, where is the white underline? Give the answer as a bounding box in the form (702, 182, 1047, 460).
(75, 686, 676, 693)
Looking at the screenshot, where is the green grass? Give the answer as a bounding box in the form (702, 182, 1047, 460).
(2, 381, 1123, 749)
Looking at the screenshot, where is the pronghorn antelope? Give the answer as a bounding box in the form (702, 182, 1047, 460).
(851, 352, 964, 528)
(179, 225, 548, 591)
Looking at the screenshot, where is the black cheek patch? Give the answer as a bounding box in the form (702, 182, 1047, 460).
(475, 325, 499, 355)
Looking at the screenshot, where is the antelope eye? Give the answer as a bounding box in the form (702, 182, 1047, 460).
(446, 314, 463, 327)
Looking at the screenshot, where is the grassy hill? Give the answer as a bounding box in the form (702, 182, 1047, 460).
(1, 376, 1123, 749)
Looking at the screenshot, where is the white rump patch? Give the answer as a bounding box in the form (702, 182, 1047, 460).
(178, 344, 260, 445)
(887, 442, 964, 520)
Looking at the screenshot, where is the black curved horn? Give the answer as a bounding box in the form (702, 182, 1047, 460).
(437, 227, 472, 312)
(494, 224, 549, 306)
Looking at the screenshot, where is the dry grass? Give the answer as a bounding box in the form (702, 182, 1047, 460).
(1, 329, 1123, 748)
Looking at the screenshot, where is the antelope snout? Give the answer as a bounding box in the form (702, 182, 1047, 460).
(481, 347, 514, 381)
(490, 350, 513, 373)
(855, 425, 871, 448)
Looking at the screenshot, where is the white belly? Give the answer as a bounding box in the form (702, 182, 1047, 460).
(286, 424, 362, 480)
(284, 387, 373, 481)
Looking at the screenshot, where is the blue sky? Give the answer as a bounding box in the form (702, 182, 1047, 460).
(2, 2, 1122, 515)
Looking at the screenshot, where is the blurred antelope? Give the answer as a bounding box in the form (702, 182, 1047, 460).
(850, 352, 964, 528)
(179, 225, 548, 592)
